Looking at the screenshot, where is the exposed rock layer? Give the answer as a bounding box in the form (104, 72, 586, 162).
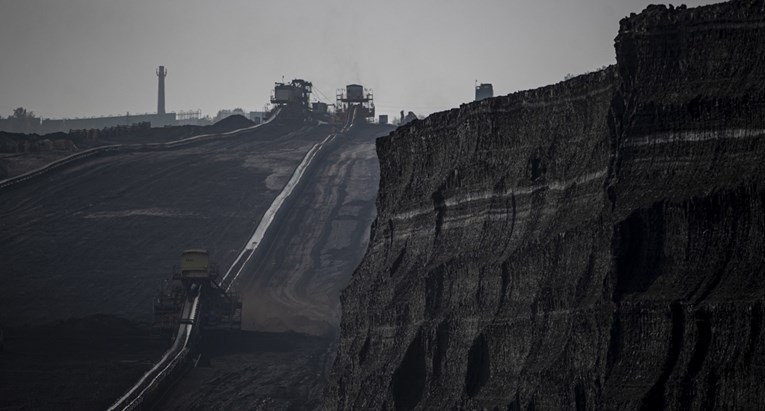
(326, 1, 765, 409)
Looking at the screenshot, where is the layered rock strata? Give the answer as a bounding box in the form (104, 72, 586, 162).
(327, 1, 765, 409)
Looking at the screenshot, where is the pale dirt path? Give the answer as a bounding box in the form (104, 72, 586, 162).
(239, 124, 393, 336)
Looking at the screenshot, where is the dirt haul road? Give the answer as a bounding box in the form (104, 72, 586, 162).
(159, 122, 395, 410)
(237, 122, 396, 335)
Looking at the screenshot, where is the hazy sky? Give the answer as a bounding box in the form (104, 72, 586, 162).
(1, 0, 719, 120)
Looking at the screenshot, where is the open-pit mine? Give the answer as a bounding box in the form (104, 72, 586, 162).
(2, 1, 764, 410)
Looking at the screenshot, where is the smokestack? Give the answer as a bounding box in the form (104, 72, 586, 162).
(156, 65, 167, 115)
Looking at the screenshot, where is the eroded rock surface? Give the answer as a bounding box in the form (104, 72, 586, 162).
(326, 1, 765, 409)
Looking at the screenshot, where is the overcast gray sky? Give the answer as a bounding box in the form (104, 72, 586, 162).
(1, 0, 719, 120)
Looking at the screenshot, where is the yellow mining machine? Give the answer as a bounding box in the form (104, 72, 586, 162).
(153, 249, 241, 334)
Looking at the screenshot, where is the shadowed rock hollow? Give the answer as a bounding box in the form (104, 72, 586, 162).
(325, 1, 765, 410)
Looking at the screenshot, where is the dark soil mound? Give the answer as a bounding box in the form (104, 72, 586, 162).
(34, 314, 146, 337)
(207, 115, 255, 134)
(1, 315, 166, 411)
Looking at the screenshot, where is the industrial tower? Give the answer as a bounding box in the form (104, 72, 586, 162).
(157, 66, 167, 115)
(271, 79, 313, 108)
(336, 84, 375, 121)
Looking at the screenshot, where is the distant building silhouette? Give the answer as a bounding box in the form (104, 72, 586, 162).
(0, 66, 179, 133)
(475, 83, 493, 101)
(400, 110, 418, 125)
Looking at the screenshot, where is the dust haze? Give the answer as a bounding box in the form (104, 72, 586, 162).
(1, 0, 719, 119)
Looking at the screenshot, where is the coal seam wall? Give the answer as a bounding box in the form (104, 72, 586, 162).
(326, 1, 765, 410)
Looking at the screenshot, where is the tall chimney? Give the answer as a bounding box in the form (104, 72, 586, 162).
(156, 65, 167, 115)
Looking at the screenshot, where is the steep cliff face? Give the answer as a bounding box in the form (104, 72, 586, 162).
(605, 2, 765, 409)
(326, 1, 765, 410)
